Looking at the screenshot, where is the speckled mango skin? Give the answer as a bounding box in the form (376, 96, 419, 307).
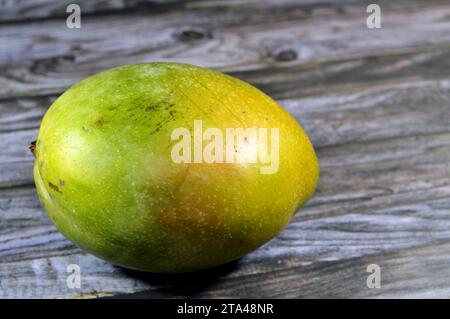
(33, 63, 319, 273)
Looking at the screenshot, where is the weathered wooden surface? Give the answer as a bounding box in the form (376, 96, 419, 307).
(1, 0, 450, 298)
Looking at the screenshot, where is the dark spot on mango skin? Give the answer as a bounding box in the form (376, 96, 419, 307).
(142, 102, 175, 113)
(48, 182, 62, 194)
(128, 101, 178, 135)
(94, 118, 108, 128)
(164, 103, 174, 110)
(149, 109, 177, 135)
(90, 101, 178, 135)
(59, 179, 65, 187)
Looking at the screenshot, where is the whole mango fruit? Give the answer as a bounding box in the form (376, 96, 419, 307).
(32, 63, 319, 273)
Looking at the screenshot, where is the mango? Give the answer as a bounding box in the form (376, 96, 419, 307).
(32, 63, 319, 273)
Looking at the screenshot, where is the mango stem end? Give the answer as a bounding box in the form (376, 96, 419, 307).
(29, 140, 36, 157)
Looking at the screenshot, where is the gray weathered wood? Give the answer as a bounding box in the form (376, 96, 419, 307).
(1, 0, 450, 298)
(1, 0, 450, 99)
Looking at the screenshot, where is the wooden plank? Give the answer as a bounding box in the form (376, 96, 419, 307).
(112, 242, 450, 298)
(2, 208, 450, 298)
(1, 0, 450, 99)
(1, 0, 450, 299)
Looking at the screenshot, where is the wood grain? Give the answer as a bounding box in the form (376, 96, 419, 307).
(1, 0, 450, 99)
(1, 0, 450, 298)
(0, 0, 188, 23)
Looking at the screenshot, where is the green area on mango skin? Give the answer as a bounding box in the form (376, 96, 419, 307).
(32, 62, 319, 273)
